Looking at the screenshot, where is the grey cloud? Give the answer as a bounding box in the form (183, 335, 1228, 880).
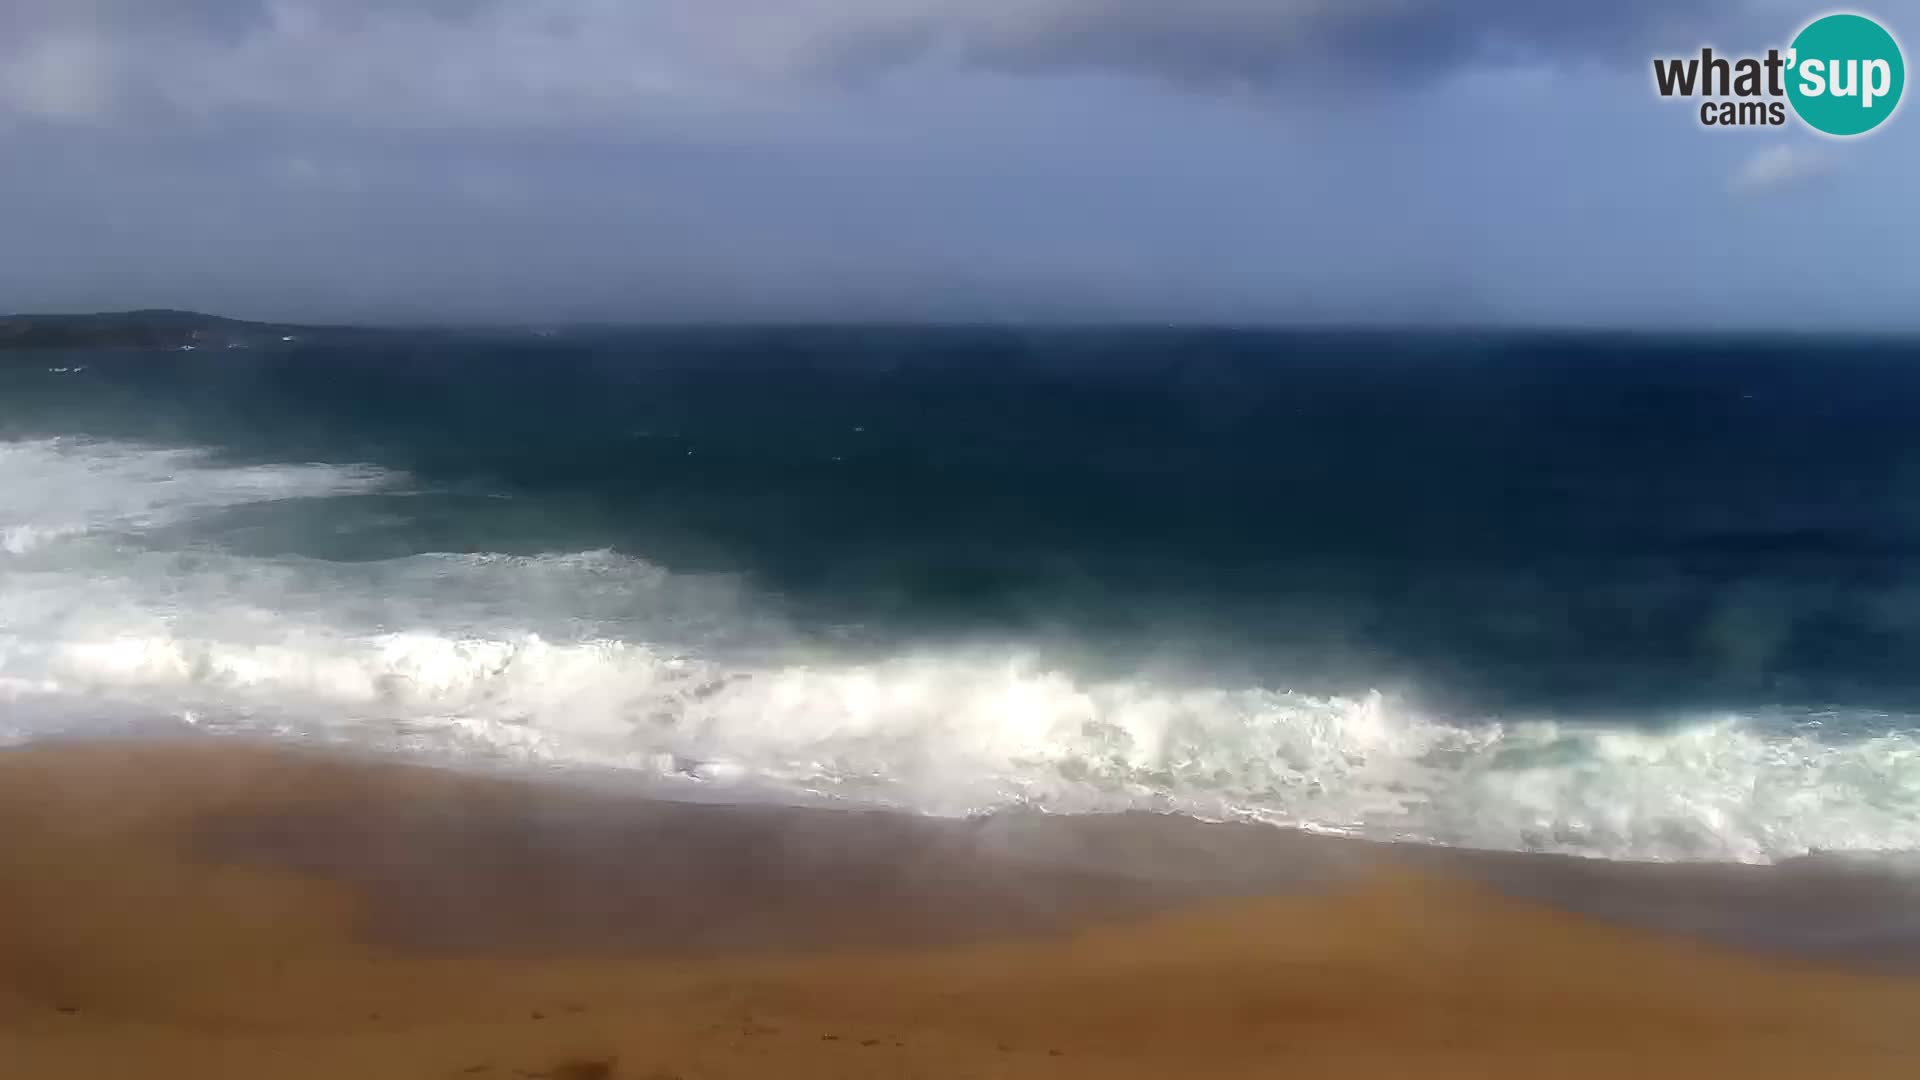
(1, 1, 705, 127)
(1, 0, 1790, 128)
(809, 0, 1782, 89)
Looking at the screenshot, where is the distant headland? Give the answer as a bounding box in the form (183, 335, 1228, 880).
(0, 310, 327, 351)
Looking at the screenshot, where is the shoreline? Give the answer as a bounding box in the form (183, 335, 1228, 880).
(5, 738, 1920, 1078)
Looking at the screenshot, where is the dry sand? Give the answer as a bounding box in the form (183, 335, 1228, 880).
(3, 739, 1919, 1078)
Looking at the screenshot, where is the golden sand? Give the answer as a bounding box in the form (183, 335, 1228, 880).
(3, 741, 1917, 1078)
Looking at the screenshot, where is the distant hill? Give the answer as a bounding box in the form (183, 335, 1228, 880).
(0, 310, 325, 351)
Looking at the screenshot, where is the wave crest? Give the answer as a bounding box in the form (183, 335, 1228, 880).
(6, 438, 1920, 864)
(17, 615, 1920, 862)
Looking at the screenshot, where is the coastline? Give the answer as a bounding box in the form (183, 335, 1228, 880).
(5, 739, 1920, 1078)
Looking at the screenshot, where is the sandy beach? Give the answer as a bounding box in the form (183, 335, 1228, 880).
(4, 739, 1920, 1079)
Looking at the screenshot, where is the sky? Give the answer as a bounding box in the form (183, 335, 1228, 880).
(0, 0, 1914, 328)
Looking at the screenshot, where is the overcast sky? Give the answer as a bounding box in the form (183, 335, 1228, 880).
(1, 1, 1913, 327)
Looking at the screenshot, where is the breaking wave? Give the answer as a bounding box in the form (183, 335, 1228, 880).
(5, 437, 1920, 863)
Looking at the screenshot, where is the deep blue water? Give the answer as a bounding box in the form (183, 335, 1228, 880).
(5, 328, 1920, 860)
(13, 327, 1920, 713)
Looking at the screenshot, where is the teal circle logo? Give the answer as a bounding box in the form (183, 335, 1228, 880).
(1787, 14, 1905, 135)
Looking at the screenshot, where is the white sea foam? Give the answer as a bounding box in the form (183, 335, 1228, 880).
(5, 437, 1920, 863)
(13, 600, 1920, 861)
(0, 437, 395, 554)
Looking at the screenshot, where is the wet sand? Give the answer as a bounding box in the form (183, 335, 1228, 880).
(4, 739, 1920, 1078)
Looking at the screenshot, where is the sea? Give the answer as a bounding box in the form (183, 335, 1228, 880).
(5, 327, 1919, 864)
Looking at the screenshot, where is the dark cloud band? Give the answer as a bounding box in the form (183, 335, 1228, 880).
(818, 1, 1773, 88)
(1, 0, 1783, 126)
